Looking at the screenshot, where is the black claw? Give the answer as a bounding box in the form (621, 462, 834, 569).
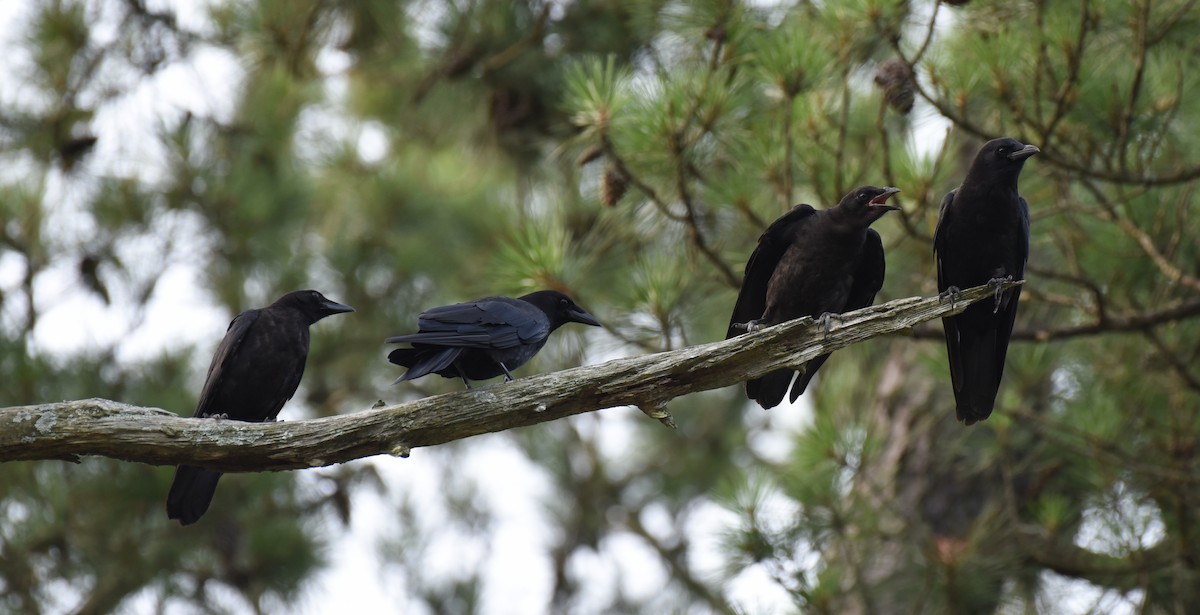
(817, 312, 842, 338)
(732, 319, 763, 332)
(939, 285, 962, 308)
(987, 276, 1013, 313)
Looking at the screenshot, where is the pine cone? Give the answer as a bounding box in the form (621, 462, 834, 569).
(601, 165, 628, 207)
(874, 58, 915, 115)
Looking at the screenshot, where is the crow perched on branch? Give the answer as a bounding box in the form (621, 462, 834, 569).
(934, 137, 1038, 425)
(727, 186, 901, 409)
(387, 290, 600, 387)
(166, 290, 354, 526)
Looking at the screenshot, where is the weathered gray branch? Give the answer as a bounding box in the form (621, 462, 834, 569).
(0, 282, 1019, 471)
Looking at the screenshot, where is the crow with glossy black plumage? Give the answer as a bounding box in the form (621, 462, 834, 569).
(727, 186, 901, 409)
(387, 290, 601, 387)
(934, 137, 1038, 425)
(166, 290, 355, 526)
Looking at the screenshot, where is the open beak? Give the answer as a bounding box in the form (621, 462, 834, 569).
(1008, 144, 1040, 161)
(321, 299, 356, 315)
(569, 308, 602, 327)
(869, 186, 902, 211)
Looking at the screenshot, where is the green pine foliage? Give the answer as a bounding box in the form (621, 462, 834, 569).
(2, 0, 1199, 612)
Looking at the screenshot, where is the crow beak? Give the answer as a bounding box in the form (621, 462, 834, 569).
(569, 308, 602, 327)
(869, 187, 902, 211)
(1008, 144, 1040, 161)
(321, 299, 356, 315)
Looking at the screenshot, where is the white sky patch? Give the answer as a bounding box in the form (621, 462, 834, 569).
(744, 393, 814, 464)
(316, 44, 354, 82)
(304, 459, 423, 615)
(30, 266, 125, 354)
(1075, 481, 1165, 554)
(470, 440, 556, 614)
(901, 0, 956, 158)
(606, 530, 669, 603)
(686, 497, 797, 614)
(357, 122, 392, 165)
(303, 436, 563, 615)
(1038, 571, 1140, 615)
(89, 43, 245, 182)
(115, 263, 230, 363)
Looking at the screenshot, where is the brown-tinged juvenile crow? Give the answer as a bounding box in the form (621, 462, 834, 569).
(166, 290, 354, 525)
(387, 290, 600, 387)
(727, 186, 901, 409)
(934, 137, 1038, 425)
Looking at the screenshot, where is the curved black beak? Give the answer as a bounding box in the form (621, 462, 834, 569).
(1008, 144, 1040, 161)
(869, 186, 902, 211)
(321, 299, 356, 315)
(569, 308, 602, 327)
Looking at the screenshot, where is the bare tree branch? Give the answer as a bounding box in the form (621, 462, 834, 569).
(1017, 524, 1177, 595)
(0, 283, 1018, 471)
(907, 295, 1200, 342)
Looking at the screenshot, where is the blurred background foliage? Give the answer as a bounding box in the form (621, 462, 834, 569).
(2, 0, 1199, 613)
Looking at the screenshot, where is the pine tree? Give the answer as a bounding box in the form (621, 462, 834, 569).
(2, 0, 1198, 612)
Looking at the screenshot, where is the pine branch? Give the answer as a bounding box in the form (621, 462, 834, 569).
(0, 282, 1019, 470)
(1017, 524, 1177, 594)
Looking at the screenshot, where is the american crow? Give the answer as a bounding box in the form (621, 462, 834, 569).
(727, 186, 901, 409)
(166, 290, 354, 525)
(934, 137, 1038, 424)
(387, 290, 601, 387)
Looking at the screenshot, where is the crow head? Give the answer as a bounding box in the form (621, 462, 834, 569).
(972, 137, 1040, 179)
(837, 185, 901, 226)
(277, 290, 356, 324)
(521, 290, 602, 330)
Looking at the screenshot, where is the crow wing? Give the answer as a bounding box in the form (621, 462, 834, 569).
(846, 228, 886, 311)
(386, 298, 550, 349)
(193, 309, 260, 419)
(986, 194, 1029, 390)
(727, 204, 818, 338)
(932, 190, 967, 393)
(786, 228, 886, 403)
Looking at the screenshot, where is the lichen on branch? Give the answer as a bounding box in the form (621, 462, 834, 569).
(0, 282, 1019, 471)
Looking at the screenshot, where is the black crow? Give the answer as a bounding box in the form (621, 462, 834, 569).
(166, 290, 354, 525)
(387, 290, 601, 387)
(727, 186, 901, 409)
(934, 137, 1038, 425)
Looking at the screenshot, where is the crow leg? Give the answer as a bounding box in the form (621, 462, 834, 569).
(938, 285, 962, 308)
(817, 312, 843, 339)
(498, 362, 515, 382)
(987, 275, 1014, 313)
(452, 362, 473, 389)
(731, 319, 764, 332)
(200, 412, 229, 419)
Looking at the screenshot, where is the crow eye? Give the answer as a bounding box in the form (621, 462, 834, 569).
(997, 147, 1008, 156)
(560, 299, 570, 308)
